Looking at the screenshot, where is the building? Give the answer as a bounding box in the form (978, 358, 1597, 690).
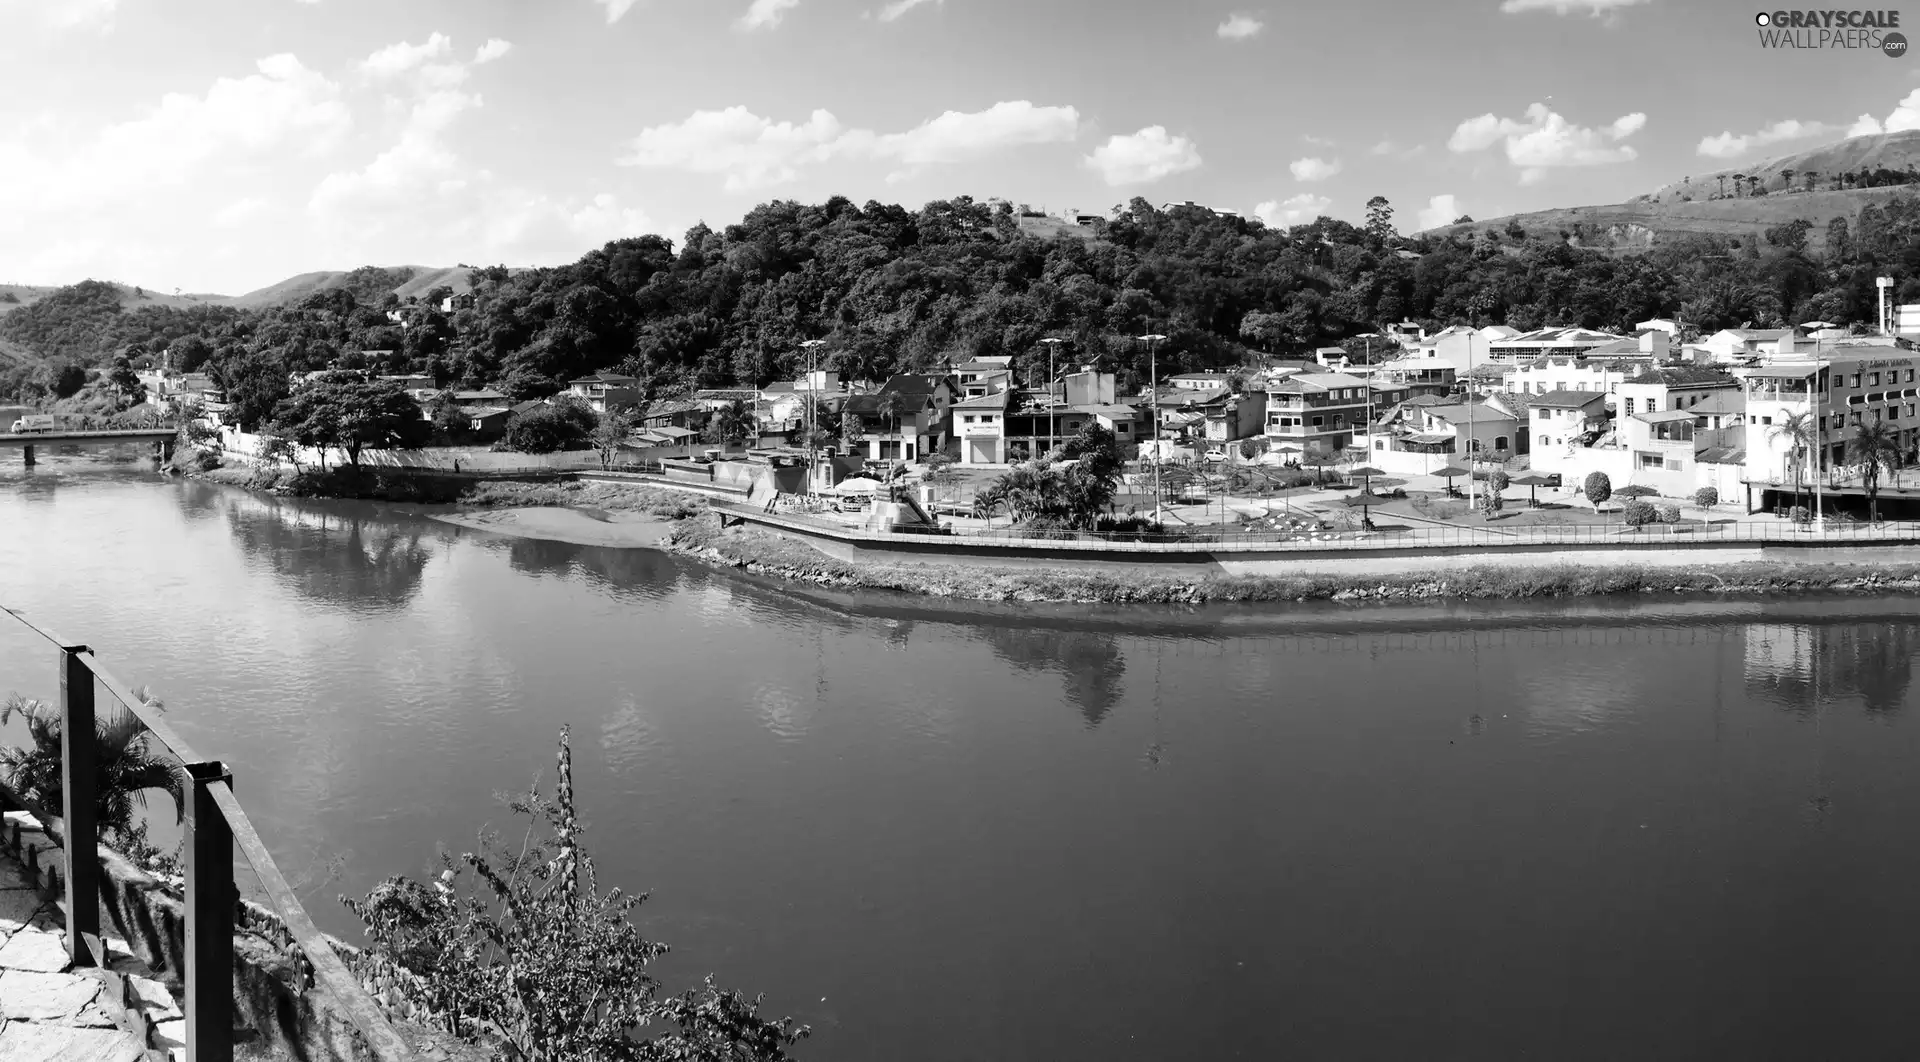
(841, 373, 958, 463)
(1690, 390, 1745, 431)
(954, 360, 1015, 399)
(566, 374, 641, 414)
(1202, 391, 1269, 444)
(1502, 356, 1656, 400)
(1001, 396, 1141, 463)
(1528, 390, 1610, 450)
(1359, 397, 1519, 474)
(1168, 372, 1235, 391)
(1636, 317, 1682, 335)
(1613, 366, 1740, 420)
(953, 390, 1011, 465)
(1262, 373, 1371, 456)
(1738, 344, 1920, 488)
(1486, 326, 1632, 364)
(1700, 328, 1794, 363)
(440, 293, 475, 313)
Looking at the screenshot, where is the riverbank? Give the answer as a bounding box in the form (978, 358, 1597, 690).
(434, 506, 684, 548)
(663, 518, 1920, 604)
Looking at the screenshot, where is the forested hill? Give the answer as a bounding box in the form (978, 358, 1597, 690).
(5, 192, 1920, 407)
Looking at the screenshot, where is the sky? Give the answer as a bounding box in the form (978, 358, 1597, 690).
(3, 0, 1920, 295)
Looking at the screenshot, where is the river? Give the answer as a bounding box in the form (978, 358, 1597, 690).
(4, 457, 1920, 1060)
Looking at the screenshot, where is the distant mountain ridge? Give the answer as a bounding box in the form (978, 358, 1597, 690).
(1429, 129, 1920, 254)
(0, 265, 496, 318)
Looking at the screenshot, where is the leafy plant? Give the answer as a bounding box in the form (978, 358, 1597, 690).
(1655, 502, 1681, 523)
(1583, 472, 1612, 512)
(1693, 486, 1719, 509)
(1622, 500, 1659, 526)
(0, 687, 188, 846)
(343, 727, 807, 1062)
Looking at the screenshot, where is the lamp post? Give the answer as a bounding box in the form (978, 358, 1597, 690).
(800, 339, 827, 488)
(1040, 337, 1066, 455)
(1139, 333, 1168, 523)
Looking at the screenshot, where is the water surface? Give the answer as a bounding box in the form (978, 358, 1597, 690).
(2, 457, 1917, 1060)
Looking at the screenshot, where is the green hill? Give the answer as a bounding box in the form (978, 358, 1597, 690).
(1427, 129, 1920, 254)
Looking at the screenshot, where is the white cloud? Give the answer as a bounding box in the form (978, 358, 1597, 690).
(1448, 102, 1645, 179)
(1289, 156, 1342, 181)
(1695, 118, 1831, 159)
(736, 0, 798, 30)
(593, 0, 640, 23)
(212, 198, 272, 228)
(1217, 13, 1263, 39)
(1254, 193, 1330, 227)
(1085, 126, 1203, 186)
(621, 101, 1078, 190)
(1301, 134, 1335, 146)
(361, 33, 452, 78)
(1498, 0, 1650, 15)
(877, 0, 940, 21)
(474, 39, 513, 64)
(0, 53, 350, 287)
(0, 0, 118, 30)
(1416, 194, 1464, 230)
(1848, 89, 1920, 138)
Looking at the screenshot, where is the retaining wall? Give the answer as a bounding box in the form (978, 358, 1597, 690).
(720, 507, 1920, 576)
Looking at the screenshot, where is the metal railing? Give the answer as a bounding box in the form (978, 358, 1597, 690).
(0, 606, 413, 1062)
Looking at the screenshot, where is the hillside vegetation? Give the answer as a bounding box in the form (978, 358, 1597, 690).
(1436, 130, 1920, 255)
(2, 190, 1917, 417)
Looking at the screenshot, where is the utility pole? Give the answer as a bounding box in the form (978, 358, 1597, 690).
(1041, 337, 1066, 454)
(1140, 333, 1168, 523)
(1465, 328, 1477, 510)
(800, 339, 826, 488)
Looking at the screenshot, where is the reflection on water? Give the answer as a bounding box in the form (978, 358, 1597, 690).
(221, 495, 431, 613)
(979, 624, 1127, 727)
(1745, 622, 1920, 715)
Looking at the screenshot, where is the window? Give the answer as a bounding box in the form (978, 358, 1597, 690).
(1872, 372, 1882, 387)
(1853, 374, 1863, 387)
(1639, 452, 1663, 469)
(1665, 458, 1684, 471)
(1537, 408, 1551, 420)
(1116, 423, 1129, 433)
(982, 415, 995, 424)
(1909, 370, 1916, 383)
(1375, 439, 1386, 450)
(1832, 414, 1845, 429)
(1761, 416, 1773, 425)
(963, 415, 975, 424)
(1624, 397, 1636, 415)
(1494, 436, 1509, 452)
(1333, 415, 1346, 429)
(1311, 416, 1324, 428)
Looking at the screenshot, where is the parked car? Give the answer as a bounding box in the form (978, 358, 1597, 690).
(9, 415, 55, 434)
(1203, 447, 1227, 462)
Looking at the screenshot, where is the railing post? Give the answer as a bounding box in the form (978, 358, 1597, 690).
(185, 760, 235, 1062)
(59, 644, 99, 968)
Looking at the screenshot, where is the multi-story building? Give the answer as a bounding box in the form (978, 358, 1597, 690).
(566, 373, 641, 414)
(1262, 372, 1371, 456)
(1738, 343, 1920, 485)
(1502, 356, 1655, 400)
(842, 373, 959, 463)
(1486, 326, 1632, 364)
(1613, 366, 1739, 420)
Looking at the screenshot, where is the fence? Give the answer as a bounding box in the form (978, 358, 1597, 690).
(0, 606, 413, 1062)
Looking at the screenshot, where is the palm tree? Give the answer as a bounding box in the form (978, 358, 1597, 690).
(874, 392, 905, 463)
(1731, 174, 1746, 198)
(1804, 170, 1818, 193)
(1769, 410, 1816, 511)
(1848, 421, 1902, 522)
(0, 687, 187, 842)
(1715, 175, 1727, 198)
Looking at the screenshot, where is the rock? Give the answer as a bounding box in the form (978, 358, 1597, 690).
(127, 974, 182, 1021)
(0, 969, 102, 1019)
(0, 890, 45, 940)
(0, 1021, 149, 1061)
(0, 925, 70, 972)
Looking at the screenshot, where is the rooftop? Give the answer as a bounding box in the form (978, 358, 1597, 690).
(1533, 389, 1610, 409)
(1627, 366, 1738, 387)
(1635, 409, 1697, 424)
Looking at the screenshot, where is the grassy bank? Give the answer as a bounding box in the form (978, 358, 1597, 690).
(664, 518, 1920, 604)
(177, 448, 709, 517)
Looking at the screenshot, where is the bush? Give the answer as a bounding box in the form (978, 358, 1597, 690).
(1479, 489, 1504, 516)
(1488, 469, 1511, 493)
(1789, 505, 1812, 524)
(1693, 486, 1719, 508)
(1584, 471, 1613, 509)
(1622, 500, 1659, 526)
(1656, 502, 1681, 523)
(1090, 514, 1167, 541)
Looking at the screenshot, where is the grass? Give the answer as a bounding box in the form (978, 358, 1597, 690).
(664, 519, 1920, 604)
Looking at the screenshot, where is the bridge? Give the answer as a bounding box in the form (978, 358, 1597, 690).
(0, 428, 177, 466)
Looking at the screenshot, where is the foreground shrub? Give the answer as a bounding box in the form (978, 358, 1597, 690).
(1656, 502, 1681, 524)
(344, 727, 807, 1061)
(1622, 500, 1659, 526)
(1789, 505, 1812, 524)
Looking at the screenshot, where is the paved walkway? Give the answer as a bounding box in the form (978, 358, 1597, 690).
(0, 812, 180, 1062)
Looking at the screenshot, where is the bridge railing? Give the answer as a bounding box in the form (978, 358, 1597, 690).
(0, 606, 414, 1062)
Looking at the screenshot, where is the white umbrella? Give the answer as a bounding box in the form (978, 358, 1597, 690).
(835, 478, 881, 494)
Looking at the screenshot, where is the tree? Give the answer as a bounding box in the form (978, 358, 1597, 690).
(1364, 196, 1395, 245)
(427, 390, 466, 438)
(342, 727, 807, 1061)
(1583, 471, 1612, 514)
(502, 398, 597, 454)
(591, 409, 635, 469)
(1452, 214, 1473, 225)
(107, 353, 146, 407)
(218, 352, 292, 433)
(700, 400, 754, 446)
(1693, 486, 1719, 511)
(1848, 420, 1902, 522)
(1804, 170, 1818, 192)
(41, 360, 88, 400)
(1782, 168, 1796, 192)
(167, 334, 212, 373)
(1768, 410, 1816, 510)
(1, 688, 187, 848)
(1622, 499, 1659, 526)
(271, 377, 431, 468)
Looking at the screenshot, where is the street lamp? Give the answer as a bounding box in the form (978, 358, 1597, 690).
(1040, 337, 1067, 455)
(799, 339, 827, 487)
(1139, 333, 1168, 523)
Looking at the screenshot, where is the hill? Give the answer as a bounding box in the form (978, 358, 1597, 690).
(226, 265, 492, 309)
(1429, 129, 1920, 254)
(0, 281, 233, 316)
